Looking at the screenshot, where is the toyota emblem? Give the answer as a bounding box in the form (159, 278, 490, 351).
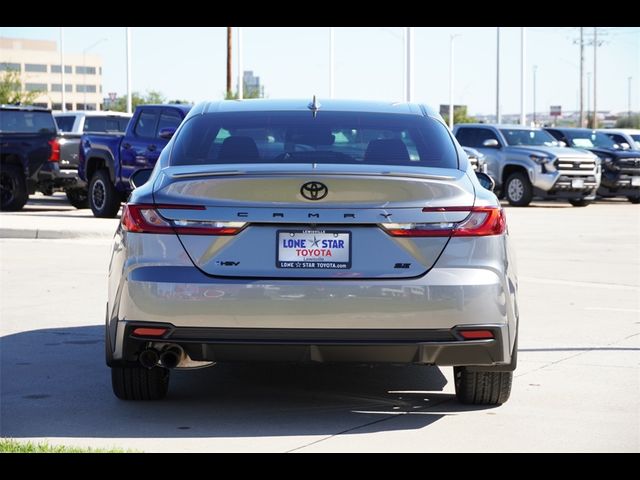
(300, 182, 328, 201)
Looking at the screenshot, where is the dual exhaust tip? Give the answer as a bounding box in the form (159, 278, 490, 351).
(139, 345, 184, 369)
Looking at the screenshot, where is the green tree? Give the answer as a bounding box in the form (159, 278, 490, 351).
(107, 90, 168, 112)
(615, 114, 640, 129)
(442, 106, 475, 125)
(0, 69, 40, 105)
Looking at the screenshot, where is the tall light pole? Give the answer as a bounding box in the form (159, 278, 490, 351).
(83, 37, 107, 110)
(59, 27, 66, 112)
(520, 27, 526, 125)
(593, 27, 597, 129)
(496, 27, 501, 123)
(533, 65, 538, 126)
(237, 27, 243, 100)
(587, 72, 591, 119)
(329, 27, 334, 99)
(579, 27, 584, 127)
(405, 27, 414, 102)
(448, 34, 460, 129)
(226, 27, 232, 98)
(628, 76, 632, 120)
(126, 28, 132, 114)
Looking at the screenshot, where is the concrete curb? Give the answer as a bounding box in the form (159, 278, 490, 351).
(0, 228, 115, 240)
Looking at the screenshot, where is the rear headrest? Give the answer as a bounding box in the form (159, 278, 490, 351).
(364, 139, 410, 164)
(218, 136, 260, 161)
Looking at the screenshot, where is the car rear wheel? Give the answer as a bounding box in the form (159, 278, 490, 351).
(504, 172, 533, 207)
(568, 198, 591, 207)
(65, 188, 89, 209)
(627, 196, 640, 204)
(111, 365, 170, 400)
(454, 367, 513, 405)
(0, 164, 28, 211)
(89, 169, 121, 218)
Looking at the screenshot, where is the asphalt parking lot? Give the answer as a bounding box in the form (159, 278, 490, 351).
(0, 193, 638, 452)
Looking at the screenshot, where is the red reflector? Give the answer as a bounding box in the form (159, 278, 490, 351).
(132, 327, 168, 337)
(48, 139, 60, 162)
(459, 330, 494, 340)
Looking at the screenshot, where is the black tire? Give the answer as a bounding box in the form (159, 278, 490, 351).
(568, 198, 591, 207)
(89, 169, 121, 218)
(454, 368, 513, 405)
(65, 188, 89, 209)
(627, 196, 640, 204)
(504, 172, 533, 207)
(0, 164, 28, 211)
(111, 366, 170, 401)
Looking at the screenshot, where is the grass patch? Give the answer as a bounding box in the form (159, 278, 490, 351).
(0, 438, 134, 453)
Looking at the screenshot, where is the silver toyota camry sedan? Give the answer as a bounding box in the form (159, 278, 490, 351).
(106, 99, 519, 404)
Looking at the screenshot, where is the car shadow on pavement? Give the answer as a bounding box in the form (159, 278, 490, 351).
(0, 325, 497, 440)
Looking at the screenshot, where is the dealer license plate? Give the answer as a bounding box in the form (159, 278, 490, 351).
(277, 230, 351, 269)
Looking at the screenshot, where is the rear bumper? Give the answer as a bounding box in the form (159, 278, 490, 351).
(37, 163, 81, 188)
(109, 264, 516, 367)
(110, 321, 513, 368)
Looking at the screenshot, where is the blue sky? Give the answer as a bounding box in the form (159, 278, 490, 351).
(1, 26, 638, 115)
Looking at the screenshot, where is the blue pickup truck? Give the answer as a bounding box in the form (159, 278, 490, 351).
(79, 104, 191, 217)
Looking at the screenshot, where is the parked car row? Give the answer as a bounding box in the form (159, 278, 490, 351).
(454, 124, 640, 206)
(2, 103, 638, 214)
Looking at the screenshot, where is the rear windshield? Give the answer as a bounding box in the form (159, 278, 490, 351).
(54, 115, 75, 132)
(83, 116, 130, 133)
(0, 110, 57, 134)
(170, 111, 458, 169)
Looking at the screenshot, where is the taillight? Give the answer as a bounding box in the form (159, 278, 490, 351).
(459, 330, 494, 340)
(132, 327, 168, 337)
(381, 206, 506, 237)
(48, 139, 60, 162)
(121, 204, 246, 235)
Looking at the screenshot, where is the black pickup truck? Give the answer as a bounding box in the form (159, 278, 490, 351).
(0, 105, 59, 211)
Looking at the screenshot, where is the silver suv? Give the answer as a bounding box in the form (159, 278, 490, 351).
(454, 124, 600, 206)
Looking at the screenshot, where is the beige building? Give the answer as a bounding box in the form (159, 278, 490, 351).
(0, 37, 103, 111)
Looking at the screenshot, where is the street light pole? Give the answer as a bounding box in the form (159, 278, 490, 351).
(237, 27, 243, 100)
(579, 27, 584, 127)
(496, 27, 501, 123)
(533, 65, 538, 126)
(59, 27, 65, 112)
(593, 27, 597, 129)
(405, 27, 414, 102)
(520, 27, 526, 125)
(329, 27, 334, 99)
(226, 27, 232, 98)
(448, 34, 459, 129)
(587, 72, 591, 119)
(126, 28, 132, 114)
